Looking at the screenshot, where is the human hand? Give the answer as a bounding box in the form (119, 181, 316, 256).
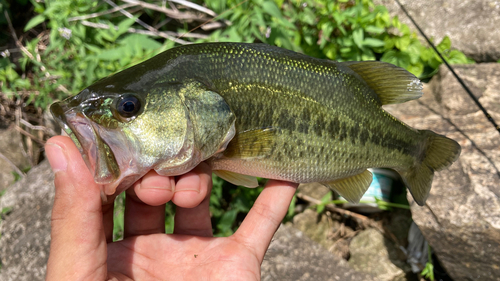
(45, 136, 298, 280)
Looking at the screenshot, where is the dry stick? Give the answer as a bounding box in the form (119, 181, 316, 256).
(295, 192, 404, 254)
(20, 118, 49, 132)
(79, 21, 197, 42)
(68, 2, 138, 21)
(120, 0, 212, 21)
(175, 0, 248, 40)
(102, 0, 190, 44)
(4, 10, 34, 60)
(14, 126, 46, 146)
(168, 0, 217, 17)
(5, 10, 69, 94)
(0, 152, 26, 177)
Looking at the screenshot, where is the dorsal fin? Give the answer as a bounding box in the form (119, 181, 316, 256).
(343, 61, 423, 105)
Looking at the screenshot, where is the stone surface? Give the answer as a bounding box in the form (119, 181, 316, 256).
(376, 0, 500, 62)
(0, 160, 54, 281)
(291, 209, 341, 254)
(384, 63, 500, 281)
(262, 224, 376, 281)
(0, 129, 31, 191)
(348, 228, 407, 281)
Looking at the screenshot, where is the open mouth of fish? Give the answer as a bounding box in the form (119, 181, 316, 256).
(50, 97, 144, 200)
(51, 98, 121, 183)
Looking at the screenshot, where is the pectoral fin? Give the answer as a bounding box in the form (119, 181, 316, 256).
(321, 170, 373, 203)
(214, 170, 259, 188)
(222, 128, 279, 159)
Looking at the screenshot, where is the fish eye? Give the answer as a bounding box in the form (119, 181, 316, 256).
(114, 94, 142, 120)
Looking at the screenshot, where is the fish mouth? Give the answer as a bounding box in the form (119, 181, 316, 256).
(50, 96, 121, 186)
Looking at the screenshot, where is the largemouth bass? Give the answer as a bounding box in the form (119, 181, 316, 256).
(50, 43, 461, 205)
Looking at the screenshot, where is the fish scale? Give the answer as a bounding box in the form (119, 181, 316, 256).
(50, 43, 461, 205)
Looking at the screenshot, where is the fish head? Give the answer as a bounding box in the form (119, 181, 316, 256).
(50, 81, 235, 199)
(50, 84, 195, 198)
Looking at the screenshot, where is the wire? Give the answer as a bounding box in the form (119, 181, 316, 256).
(395, 0, 500, 135)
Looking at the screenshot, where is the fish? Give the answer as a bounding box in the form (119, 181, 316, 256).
(50, 42, 461, 205)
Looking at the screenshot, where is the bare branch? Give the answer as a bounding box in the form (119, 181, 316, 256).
(14, 124, 46, 145)
(68, 3, 138, 21)
(80, 20, 194, 44)
(168, 0, 216, 17)
(4, 10, 35, 60)
(120, 0, 210, 21)
(0, 151, 26, 178)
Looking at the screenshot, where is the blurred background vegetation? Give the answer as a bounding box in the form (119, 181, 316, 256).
(0, 0, 471, 240)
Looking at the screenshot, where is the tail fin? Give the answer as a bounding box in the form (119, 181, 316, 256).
(399, 130, 461, 206)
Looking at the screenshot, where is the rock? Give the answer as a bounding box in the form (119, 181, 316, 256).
(292, 209, 343, 256)
(0, 160, 54, 281)
(0, 129, 31, 191)
(297, 182, 331, 201)
(348, 228, 408, 281)
(384, 63, 500, 280)
(375, 0, 500, 62)
(262, 224, 376, 281)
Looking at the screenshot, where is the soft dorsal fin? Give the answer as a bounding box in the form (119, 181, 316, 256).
(321, 170, 373, 203)
(343, 61, 423, 105)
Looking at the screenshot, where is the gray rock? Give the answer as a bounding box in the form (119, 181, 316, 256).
(384, 63, 500, 281)
(291, 209, 341, 256)
(0, 160, 54, 281)
(348, 228, 407, 281)
(0, 129, 31, 191)
(262, 224, 376, 281)
(297, 182, 331, 201)
(376, 0, 500, 62)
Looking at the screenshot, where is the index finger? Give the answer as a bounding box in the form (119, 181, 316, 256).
(232, 180, 298, 262)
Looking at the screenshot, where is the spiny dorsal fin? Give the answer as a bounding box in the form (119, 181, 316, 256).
(321, 170, 373, 203)
(343, 61, 423, 105)
(213, 170, 259, 188)
(222, 127, 278, 159)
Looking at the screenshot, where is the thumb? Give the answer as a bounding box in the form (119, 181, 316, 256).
(45, 136, 108, 280)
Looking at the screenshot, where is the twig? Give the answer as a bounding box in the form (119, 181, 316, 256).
(296, 192, 404, 256)
(0, 151, 26, 178)
(68, 3, 138, 21)
(20, 118, 48, 132)
(120, 0, 210, 21)
(168, 0, 217, 17)
(14, 125, 46, 145)
(4, 10, 35, 60)
(102, 0, 193, 44)
(80, 20, 194, 43)
(296, 193, 374, 224)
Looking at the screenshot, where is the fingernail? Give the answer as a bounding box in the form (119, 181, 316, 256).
(140, 178, 175, 191)
(175, 175, 201, 193)
(46, 142, 68, 172)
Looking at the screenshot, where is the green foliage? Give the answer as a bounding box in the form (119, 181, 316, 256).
(2, 0, 175, 109)
(421, 244, 435, 281)
(210, 175, 264, 236)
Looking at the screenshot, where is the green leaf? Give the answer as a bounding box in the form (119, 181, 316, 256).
(365, 25, 385, 34)
(262, 1, 282, 19)
(362, 38, 385, 48)
(352, 29, 364, 48)
(24, 14, 46, 31)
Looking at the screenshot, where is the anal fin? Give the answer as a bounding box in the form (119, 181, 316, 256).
(321, 170, 373, 203)
(214, 170, 259, 188)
